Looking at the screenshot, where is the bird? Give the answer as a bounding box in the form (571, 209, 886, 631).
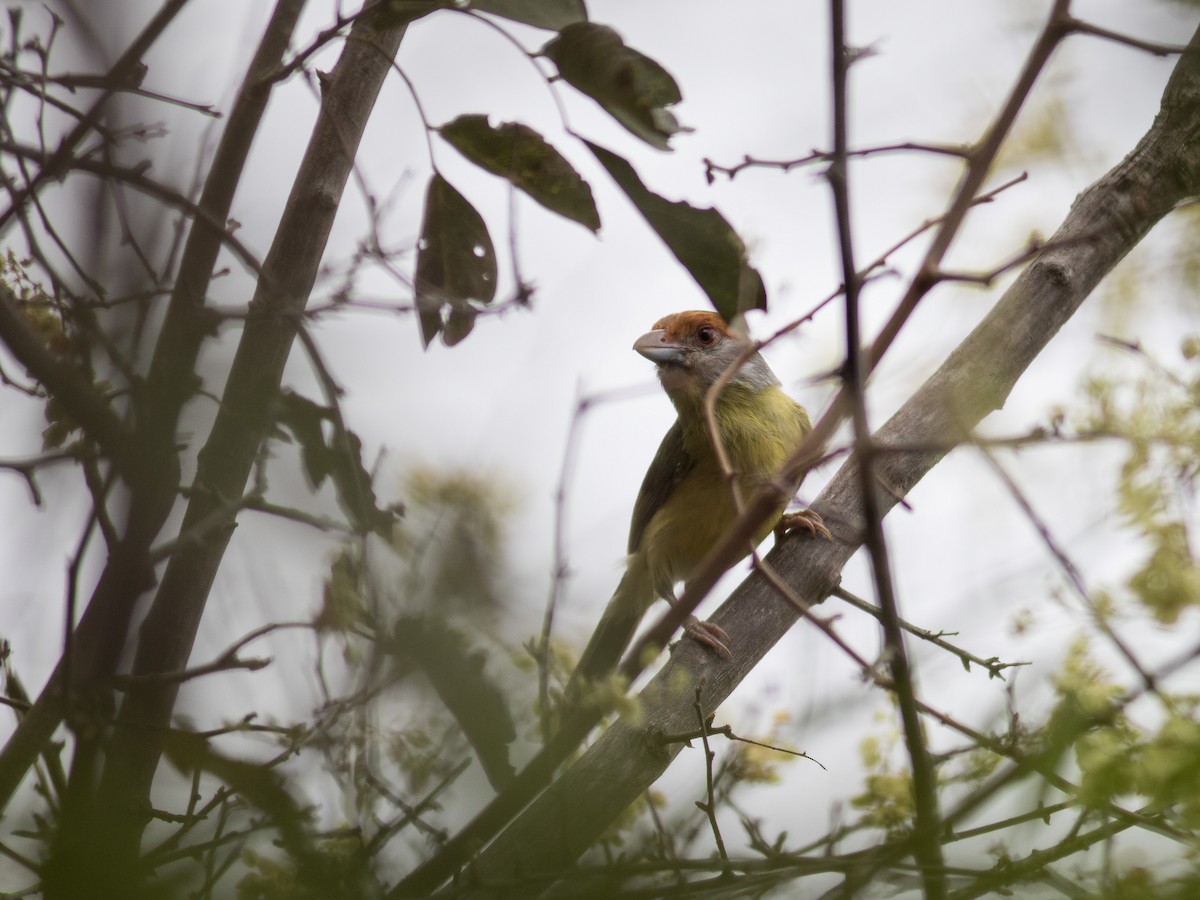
(567, 310, 826, 700)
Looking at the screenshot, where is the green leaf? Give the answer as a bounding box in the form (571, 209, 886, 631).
(392, 615, 517, 790)
(542, 23, 689, 151)
(414, 174, 498, 347)
(439, 115, 600, 232)
(470, 0, 586, 30)
(588, 141, 767, 319)
(276, 391, 399, 539)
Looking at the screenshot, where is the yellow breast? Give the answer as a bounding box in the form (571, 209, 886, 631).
(641, 384, 810, 599)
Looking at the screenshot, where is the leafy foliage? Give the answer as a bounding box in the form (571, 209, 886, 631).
(439, 115, 600, 232)
(589, 141, 768, 320)
(1081, 338, 1200, 624)
(471, 0, 587, 30)
(542, 23, 689, 150)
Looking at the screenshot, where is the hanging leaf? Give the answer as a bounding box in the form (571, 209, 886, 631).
(442, 305, 478, 346)
(414, 174, 498, 347)
(439, 115, 600, 232)
(470, 0, 586, 30)
(369, 0, 443, 28)
(373, 0, 586, 30)
(542, 23, 690, 151)
(276, 391, 399, 539)
(276, 391, 333, 487)
(587, 142, 767, 320)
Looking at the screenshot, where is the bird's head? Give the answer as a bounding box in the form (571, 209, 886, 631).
(633, 311, 779, 405)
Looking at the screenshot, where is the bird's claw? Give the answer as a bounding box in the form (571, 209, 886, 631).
(684, 615, 732, 660)
(776, 508, 832, 542)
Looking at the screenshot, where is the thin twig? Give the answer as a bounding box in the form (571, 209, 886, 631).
(827, 2, 945, 895)
(832, 585, 1030, 680)
(691, 689, 731, 873)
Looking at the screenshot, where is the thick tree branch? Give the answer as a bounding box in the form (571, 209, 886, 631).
(397, 18, 1200, 897)
(94, 8, 410, 866)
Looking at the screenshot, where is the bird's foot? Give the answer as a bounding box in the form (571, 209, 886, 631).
(683, 615, 732, 660)
(776, 508, 832, 542)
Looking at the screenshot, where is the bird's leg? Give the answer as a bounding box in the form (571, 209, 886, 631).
(776, 508, 832, 542)
(683, 616, 733, 659)
(666, 587, 732, 659)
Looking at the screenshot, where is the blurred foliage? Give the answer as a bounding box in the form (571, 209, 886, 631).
(0, 251, 97, 451)
(1081, 337, 1200, 624)
(274, 390, 401, 538)
(994, 93, 1077, 174)
(394, 464, 515, 614)
(236, 840, 376, 900)
(852, 732, 917, 836)
(2, 251, 67, 356)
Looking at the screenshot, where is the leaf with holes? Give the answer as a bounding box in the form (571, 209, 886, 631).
(439, 115, 600, 232)
(470, 0, 586, 30)
(588, 142, 767, 319)
(543, 23, 689, 151)
(414, 174, 497, 348)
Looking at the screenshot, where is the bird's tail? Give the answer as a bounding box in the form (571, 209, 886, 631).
(565, 561, 654, 703)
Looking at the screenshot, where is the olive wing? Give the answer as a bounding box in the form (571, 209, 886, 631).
(627, 419, 695, 555)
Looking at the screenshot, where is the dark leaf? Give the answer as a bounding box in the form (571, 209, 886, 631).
(329, 429, 396, 539)
(414, 174, 497, 347)
(439, 115, 600, 232)
(392, 615, 517, 790)
(276, 391, 398, 539)
(443, 305, 477, 346)
(588, 142, 767, 319)
(470, 0, 586, 30)
(542, 23, 689, 151)
(277, 391, 333, 488)
(369, 0, 443, 28)
(316, 549, 367, 632)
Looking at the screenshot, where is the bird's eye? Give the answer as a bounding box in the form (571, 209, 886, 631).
(696, 326, 718, 345)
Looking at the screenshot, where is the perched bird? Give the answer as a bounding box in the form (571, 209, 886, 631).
(568, 311, 825, 697)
